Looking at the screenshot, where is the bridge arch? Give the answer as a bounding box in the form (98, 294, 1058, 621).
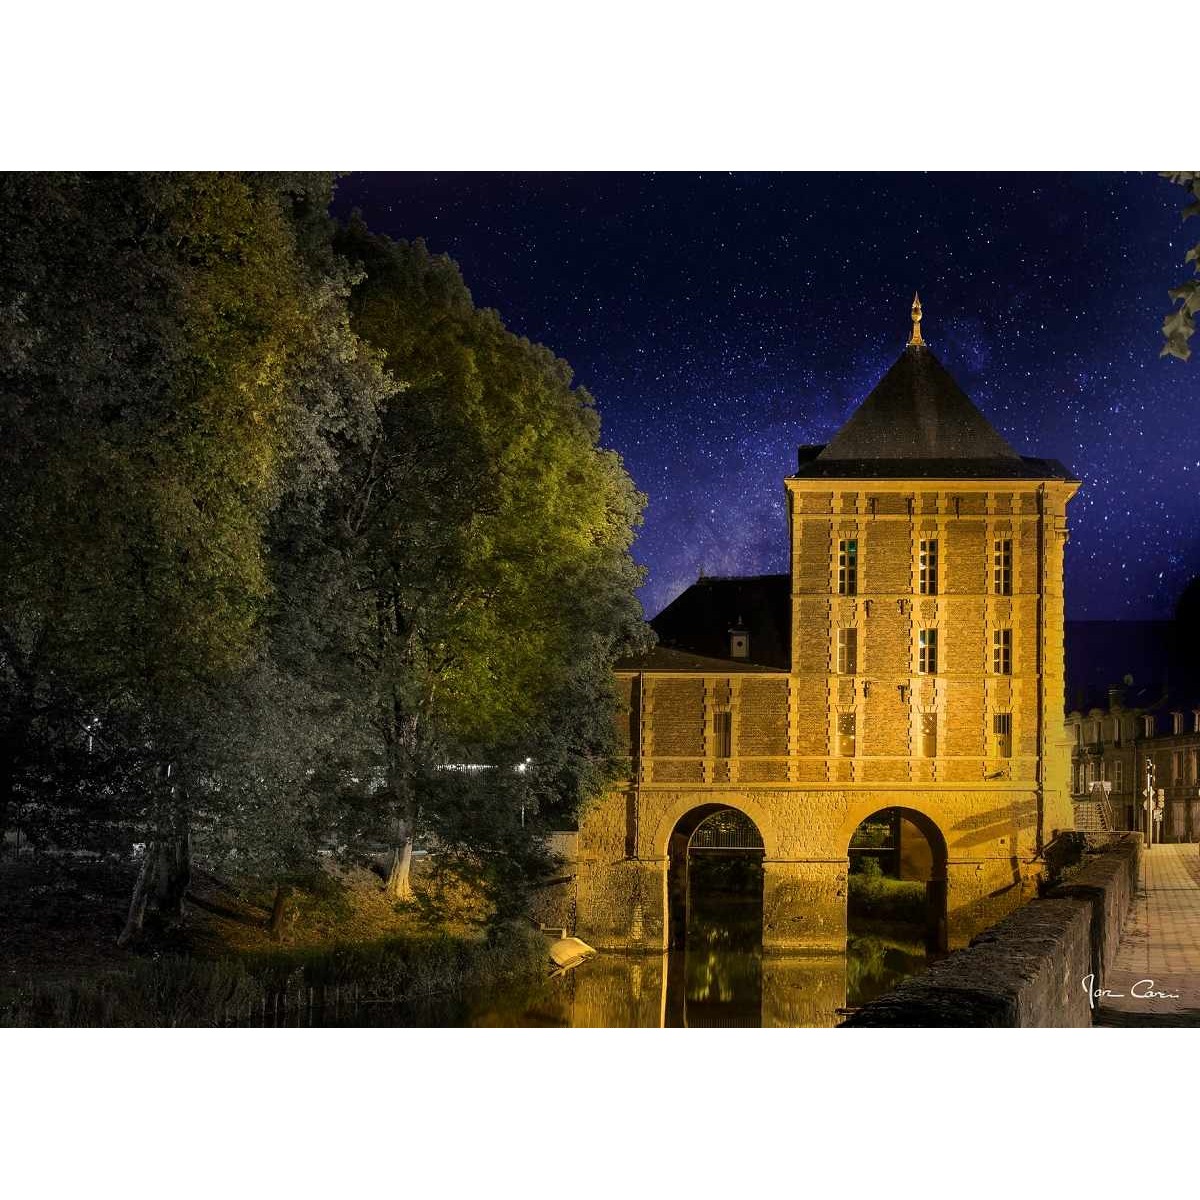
(665, 803, 766, 952)
(650, 792, 779, 861)
(842, 803, 948, 952)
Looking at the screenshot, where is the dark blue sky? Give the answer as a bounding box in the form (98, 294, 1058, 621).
(332, 172, 1199, 622)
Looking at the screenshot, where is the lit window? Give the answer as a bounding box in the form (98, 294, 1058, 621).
(993, 539, 1012, 595)
(920, 713, 937, 758)
(837, 712, 856, 757)
(993, 628, 1012, 675)
(838, 539, 858, 596)
(917, 628, 938, 674)
(714, 709, 732, 758)
(919, 538, 938, 595)
(836, 627, 858, 675)
(993, 712, 1012, 758)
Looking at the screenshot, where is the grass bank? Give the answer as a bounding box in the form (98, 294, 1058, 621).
(0, 921, 547, 1027)
(0, 855, 548, 1027)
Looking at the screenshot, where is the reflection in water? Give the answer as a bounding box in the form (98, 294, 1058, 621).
(666, 853, 763, 1027)
(298, 855, 935, 1027)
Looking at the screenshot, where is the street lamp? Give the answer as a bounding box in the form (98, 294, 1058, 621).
(1143, 757, 1156, 848)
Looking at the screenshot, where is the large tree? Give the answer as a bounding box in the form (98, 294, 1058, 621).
(0, 173, 388, 938)
(325, 217, 648, 908)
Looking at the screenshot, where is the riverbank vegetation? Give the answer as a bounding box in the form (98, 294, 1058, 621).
(0, 173, 648, 1019)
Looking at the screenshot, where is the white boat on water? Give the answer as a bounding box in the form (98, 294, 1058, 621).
(548, 935, 596, 973)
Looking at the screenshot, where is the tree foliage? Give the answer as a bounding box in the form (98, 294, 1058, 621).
(0, 174, 647, 938)
(316, 218, 649, 911)
(1161, 171, 1200, 362)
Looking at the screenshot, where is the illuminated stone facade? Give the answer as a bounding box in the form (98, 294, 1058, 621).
(573, 310, 1080, 952)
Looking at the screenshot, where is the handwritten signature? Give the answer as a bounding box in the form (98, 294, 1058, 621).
(1082, 973, 1182, 1010)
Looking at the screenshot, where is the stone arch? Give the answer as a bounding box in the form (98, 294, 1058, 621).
(649, 792, 780, 861)
(841, 802, 949, 952)
(664, 802, 767, 953)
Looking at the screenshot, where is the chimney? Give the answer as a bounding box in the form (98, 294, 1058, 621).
(1108, 685, 1125, 712)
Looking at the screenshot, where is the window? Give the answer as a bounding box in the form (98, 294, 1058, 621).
(836, 628, 858, 675)
(837, 712, 856, 757)
(838, 539, 858, 595)
(993, 538, 1012, 595)
(920, 713, 937, 758)
(993, 712, 1012, 758)
(918, 628, 938, 674)
(1114, 759, 1124, 793)
(1143, 715, 1156, 738)
(1190, 749, 1199, 784)
(1173, 750, 1183, 784)
(1173, 712, 1185, 735)
(1194, 712, 1200, 734)
(919, 538, 938, 595)
(993, 628, 1012, 675)
(714, 709, 732, 758)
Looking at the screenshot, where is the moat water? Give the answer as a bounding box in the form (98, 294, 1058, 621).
(305, 869, 935, 1028)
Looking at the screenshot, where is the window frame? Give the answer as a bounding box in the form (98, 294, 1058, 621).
(993, 537, 1013, 595)
(836, 627, 858, 675)
(920, 712, 937, 759)
(993, 628, 1012, 675)
(917, 627, 938, 675)
(918, 537, 938, 595)
(837, 538, 858, 596)
(993, 711, 1013, 758)
(713, 709, 733, 759)
(837, 712, 856, 757)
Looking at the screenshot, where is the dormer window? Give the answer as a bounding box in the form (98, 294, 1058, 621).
(729, 621, 749, 660)
(1173, 711, 1185, 735)
(1143, 715, 1156, 738)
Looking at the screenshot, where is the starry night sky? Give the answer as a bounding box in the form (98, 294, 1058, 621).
(332, 173, 1200, 623)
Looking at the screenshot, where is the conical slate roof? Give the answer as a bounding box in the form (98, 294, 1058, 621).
(794, 343, 1076, 481)
(821, 345, 1019, 461)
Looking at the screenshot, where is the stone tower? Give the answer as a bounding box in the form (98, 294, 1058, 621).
(570, 299, 1080, 953)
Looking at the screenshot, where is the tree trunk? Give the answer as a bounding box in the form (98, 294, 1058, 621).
(269, 883, 295, 940)
(155, 809, 191, 922)
(384, 837, 414, 901)
(117, 840, 159, 946)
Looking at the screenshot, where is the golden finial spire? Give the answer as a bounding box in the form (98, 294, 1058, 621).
(908, 292, 924, 347)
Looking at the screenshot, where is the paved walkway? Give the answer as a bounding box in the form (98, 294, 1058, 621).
(1094, 843, 1200, 1027)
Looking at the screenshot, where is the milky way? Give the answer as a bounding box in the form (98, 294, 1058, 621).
(332, 172, 1200, 622)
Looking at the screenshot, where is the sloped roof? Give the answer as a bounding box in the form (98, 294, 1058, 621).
(612, 646, 786, 674)
(615, 573, 790, 672)
(795, 345, 1077, 482)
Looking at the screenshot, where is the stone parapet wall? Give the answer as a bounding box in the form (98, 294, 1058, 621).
(841, 834, 1142, 1027)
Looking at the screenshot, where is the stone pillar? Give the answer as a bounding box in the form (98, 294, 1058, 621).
(945, 856, 1027, 949)
(762, 858, 847, 953)
(574, 855, 668, 951)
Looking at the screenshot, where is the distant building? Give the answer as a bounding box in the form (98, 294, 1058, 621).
(1065, 620, 1200, 840)
(571, 298, 1081, 953)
